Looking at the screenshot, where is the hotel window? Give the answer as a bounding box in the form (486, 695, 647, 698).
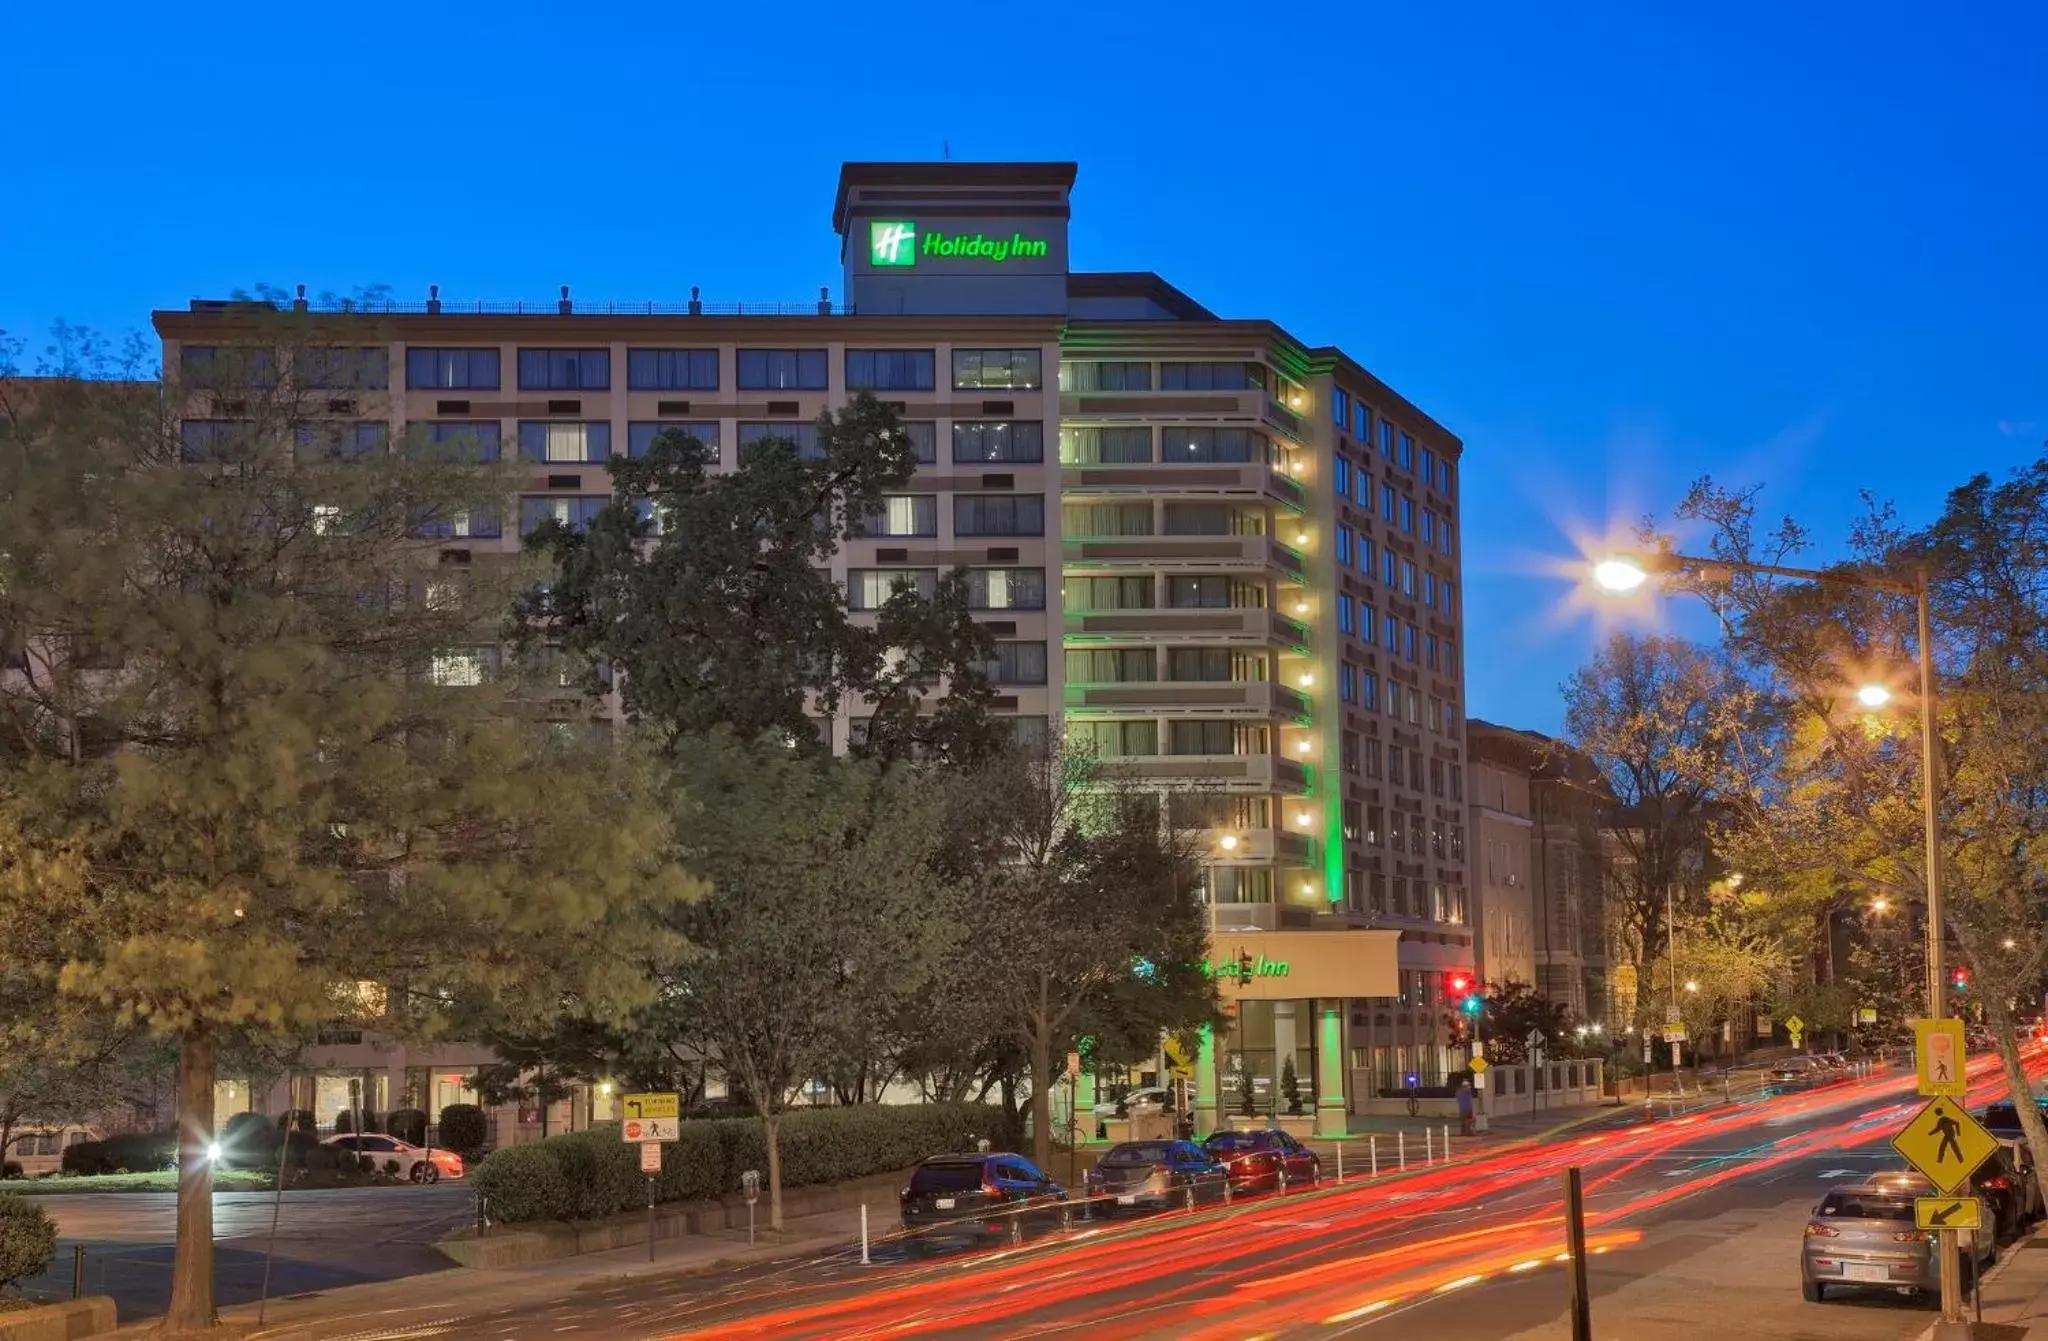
(1342, 799, 1361, 838)
(1059, 425, 1151, 464)
(1431, 758, 1446, 799)
(1445, 639, 1458, 673)
(518, 349, 609, 391)
(845, 349, 935, 391)
(429, 649, 495, 687)
(1339, 663, 1356, 703)
(1354, 402, 1371, 441)
(1398, 432, 1414, 470)
(1337, 595, 1355, 635)
(518, 496, 608, 535)
(1442, 460, 1456, 496)
(180, 344, 277, 389)
(1428, 694, 1444, 730)
(1170, 793, 1271, 830)
(1359, 538, 1375, 580)
(1360, 603, 1376, 645)
(1362, 671, 1379, 711)
(1383, 550, 1397, 586)
(1341, 732, 1359, 776)
(406, 348, 499, 390)
(1334, 456, 1352, 498)
(1206, 868, 1274, 906)
(1442, 581, 1456, 616)
(1167, 720, 1263, 755)
(412, 505, 501, 540)
(952, 421, 1043, 464)
(1163, 502, 1260, 536)
(1337, 525, 1353, 566)
(1380, 419, 1393, 454)
(1383, 611, 1398, 647)
(1332, 387, 1350, 427)
(1067, 648, 1155, 683)
(847, 569, 937, 610)
(299, 346, 388, 390)
(1441, 522, 1455, 556)
(627, 349, 718, 390)
(179, 419, 252, 462)
(1385, 683, 1401, 722)
(1164, 647, 1242, 681)
(966, 568, 1046, 610)
(1424, 572, 1437, 608)
(1405, 622, 1419, 663)
(628, 421, 719, 457)
(518, 421, 612, 463)
(897, 421, 937, 464)
(1158, 426, 1265, 464)
(423, 421, 501, 462)
(1065, 575, 1153, 610)
(739, 421, 824, 458)
(864, 495, 937, 538)
(1426, 634, 1440, 671)
(736, 349, 828, 390)
(1365, 805, 1384, 847)
(1386, 803, 1404, 848)
(1401, 559, 1417, 597)
(1365, 740, 1384, 780)
(1059, 360, 1151, 392)
(954, 494, 1044, 536)
(1008, 715, 1050, 750)
(1354, 469, 1372, 508)
(294, 421, 387, 460)
(1166, 575, 1261, 609)
(1422, 510, 1436, 546)
(1158, 361, 1263, 391)
(1062, 501, 1153, 536)
(1381, 482, 1395, 522)
(980, 641, 1048, 685)
(952, 348, 1042, 390)
(1067, 719, 1157, 757)
(1450, 764, 1464, 802)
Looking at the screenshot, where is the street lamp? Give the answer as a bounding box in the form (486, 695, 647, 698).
(1870, 897, 1890, 914)
(1684, 980, 1700, 994)
(1593, 545, 1955, 1332)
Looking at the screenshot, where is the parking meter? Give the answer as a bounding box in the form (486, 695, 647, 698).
(742, 1169, 762, 1245)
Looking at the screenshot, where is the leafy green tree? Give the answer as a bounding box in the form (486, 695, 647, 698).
(1477, 980, 1573, 1064)
(0, 327, 690, 1330)
(520, 398, 1003, 766)
(1662, 461, 2048, 1207)
(951, 745, 1221, 1168)
(656, 732, 958, 1228)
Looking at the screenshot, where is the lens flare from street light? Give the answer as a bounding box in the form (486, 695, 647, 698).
(1592, 557, 1650, 593)
(1856, 684, 1893, 709)
(1684, 980, 1700, 993)
(1871, 898, 1890, 914)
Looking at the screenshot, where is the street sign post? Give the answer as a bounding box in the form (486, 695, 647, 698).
(638, 1141, 662, 1173)
(1857, 1006, 1879, 1026)
(620, 1091, 680, 1120)
(1892, 1096, 2000, 1195)
(1912, 1019, 1969, 1098)
(621, 1117, 680, 1143)
(1916, 1196, 1983, 1232)
(1784, 1013, 1805, 1049)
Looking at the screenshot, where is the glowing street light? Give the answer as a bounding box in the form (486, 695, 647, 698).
(1870, 897, 1890, 914)
(1856, 683, 1893, 709)
(1591, 556, 1651, 593)
(1684, 980, 1700, 994)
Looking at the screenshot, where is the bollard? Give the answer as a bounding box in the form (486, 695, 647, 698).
(1443, 1124, 1451, 1158)
(71, 1245, 83, 1299)
(1337, 1143, 1344, 1183)
(1425, 1127, 1434, 1166)
(1399, 1131, 1407, 1170)
(1371, 1135, 1379, 1177)
(1279, 1163, 1289, 1195)
(861, 1203, 871, 1265)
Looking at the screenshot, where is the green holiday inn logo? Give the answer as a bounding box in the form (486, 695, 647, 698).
(868, 220, 1050, 267)
(870, 220, 918, 267)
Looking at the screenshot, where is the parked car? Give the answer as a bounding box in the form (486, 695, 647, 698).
(1861, 1165, 2027, 1246)
(1092, 1086, 1172, 1124)
(1801, 1180, 1994, 1302)
(1201, 1128, 1321, 1193)
(1084, 1140, 1228, 1214)
(898, 1153, 1068, 1246)
(322, 1134, 465, 1183)
(1975, 1101, 2048, 1228)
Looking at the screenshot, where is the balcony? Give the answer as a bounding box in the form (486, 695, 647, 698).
(1063, 606, 1312, 649)
(1207, 827, 1319, 867)
(1060, 462, 1305, 510)
(1064, 680, 1312, 720)
(1105, 752, 1311, 793)
(1262, 398, 1308, 444)
(1207, 902, 1317, 933)
(1062, 533, 1306, 577)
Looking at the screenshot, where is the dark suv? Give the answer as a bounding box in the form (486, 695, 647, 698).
(899, 1153, 1069, 1246)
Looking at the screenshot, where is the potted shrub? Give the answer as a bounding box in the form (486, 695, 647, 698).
(1276, 1058, 1317, 1137)
(1228, 1066, 1264, 1131)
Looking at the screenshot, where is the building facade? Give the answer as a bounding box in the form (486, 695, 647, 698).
(149, 161, 1469, 1139)
(1467, 722, 1537, 989)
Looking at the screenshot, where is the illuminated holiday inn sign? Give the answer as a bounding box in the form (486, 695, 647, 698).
(869, 220, 1051, 267)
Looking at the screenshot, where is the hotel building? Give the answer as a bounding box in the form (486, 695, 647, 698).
(150, 161, 1471, 1138)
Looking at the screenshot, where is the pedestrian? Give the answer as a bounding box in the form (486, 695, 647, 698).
(1456, 1078, 1475, 1136)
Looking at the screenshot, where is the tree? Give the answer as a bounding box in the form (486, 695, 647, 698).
(656, 732, 959, 1229)
(1662, 462, 2048, 1211)
(1477, 980, 1572, 1063)
(952, 745, 1221, 1169)
(0, 326, 691, 1329)
(464, 1017, 616, 1138)
(1563, 633, 1753, 1024)
(521, 398, 1004, 766)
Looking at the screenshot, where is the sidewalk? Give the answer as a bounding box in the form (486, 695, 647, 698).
(134, 1208, 871, 1339)
(1930, 1229, 2048, 1339)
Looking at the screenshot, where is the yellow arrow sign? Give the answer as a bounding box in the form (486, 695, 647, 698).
(1892, 1096, 2001, 1195)
(619, 1091, 679, 1121)
(1784, 1014, 1805, 1034)
(1915, 1196, 1983, 1231)
(1912, 1018, 1968, 1098)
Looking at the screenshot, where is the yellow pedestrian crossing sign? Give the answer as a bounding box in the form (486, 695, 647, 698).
(1892, 1096, 2000, 1195)
(1468, 1056, 1490, 1075)
(1912, 1018, 1968, 1098)
(1915, 1196, 1983, 1231)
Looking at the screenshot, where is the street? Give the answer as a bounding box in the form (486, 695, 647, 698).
(11, 1183, 468, 1321)
(304, 1054, 2036, 1340)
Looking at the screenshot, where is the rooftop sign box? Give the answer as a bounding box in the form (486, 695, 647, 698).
(869, 221, 1052, 267)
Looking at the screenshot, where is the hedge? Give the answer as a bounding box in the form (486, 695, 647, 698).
(438, 1104, 489, 1158)
(472, 1102, 1020, 1225)
(0, 1195, 54, 1289)
(386, 1108, 428, 1145)
(61, 1130, 176, 1175)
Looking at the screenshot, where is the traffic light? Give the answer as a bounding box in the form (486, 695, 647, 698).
(1953, 967, 1971, 993)
(1461, 992, 1485, 1017)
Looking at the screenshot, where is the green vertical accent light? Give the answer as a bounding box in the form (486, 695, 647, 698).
(1194, 1024, 1218, 1139)
(1315, 1000, 1349, 1137)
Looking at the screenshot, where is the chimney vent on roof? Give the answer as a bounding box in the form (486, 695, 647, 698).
(427, 284, 442, 315)
(293, 284, 307, 313)
(817, 286, 831, 316)
(689, 286, 702, 317)
(558, 285, 572, 315)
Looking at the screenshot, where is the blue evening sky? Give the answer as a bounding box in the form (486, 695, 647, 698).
(4, 3, 2042, 733)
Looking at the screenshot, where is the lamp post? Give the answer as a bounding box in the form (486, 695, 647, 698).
(1594, 550, 1956, 1334)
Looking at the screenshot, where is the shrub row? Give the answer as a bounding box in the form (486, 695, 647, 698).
(61, 1130, 177, 1175)
(472, 1102, 1021, 1225)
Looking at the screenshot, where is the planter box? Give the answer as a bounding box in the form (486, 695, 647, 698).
(1100, 1118, 1133, 1144)
(0, 1297, 116, 1341)
(1276, 1115, 1316, 1139)
(1128, 1113, 1175, 1141)
(1227, 1115, 1270, 1132)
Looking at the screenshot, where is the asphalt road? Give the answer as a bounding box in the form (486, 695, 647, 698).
(333, 1054, 2039, 1341)
(12, 1183, 470, 1321)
